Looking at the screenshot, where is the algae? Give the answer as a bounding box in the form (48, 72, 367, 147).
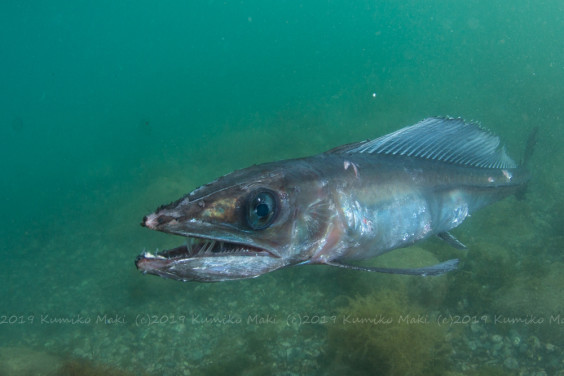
(0, 346, 141, 376)
(59, 358, 142, 376)
(444, 243, 517, 310)
(192, 330, 274, 376)
(0, 346, 61, 376)
(325, 288, 451, 376)
(492, 261, 564, 345)
(463, 365, 517, 376)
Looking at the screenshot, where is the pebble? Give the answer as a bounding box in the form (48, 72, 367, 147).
(466, 340, 478, 351)
(530, 335, 541, 350)
(492, 341, 504, 352)
(470, 322, 483, 333)
(504, 357, 519, 370)
(512, 335, 521, 346)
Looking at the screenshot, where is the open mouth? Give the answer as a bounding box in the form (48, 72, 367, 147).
(135, 237, 276, 272)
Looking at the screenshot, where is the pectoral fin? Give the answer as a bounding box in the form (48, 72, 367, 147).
(325, 258, 459, 276)
(437, 232, 467, 250)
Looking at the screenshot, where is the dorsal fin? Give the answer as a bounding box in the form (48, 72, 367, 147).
(332, 117, 517, 169)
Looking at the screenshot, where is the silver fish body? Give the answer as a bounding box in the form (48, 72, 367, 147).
(136, 117, 528, 282)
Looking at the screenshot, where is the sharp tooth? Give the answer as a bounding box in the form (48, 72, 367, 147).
(143, 251, 166, 260)
(206, 240, 216, 253)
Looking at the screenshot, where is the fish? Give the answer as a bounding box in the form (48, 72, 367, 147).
(135, 117, 530, 282)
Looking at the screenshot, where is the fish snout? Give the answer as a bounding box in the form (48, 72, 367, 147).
(141, 212, 178, 230)
(141, 213, 160, 229)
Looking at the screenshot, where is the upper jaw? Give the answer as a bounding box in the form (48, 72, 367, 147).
(140, 202, 283, 258)
(138, 235, 278, 261)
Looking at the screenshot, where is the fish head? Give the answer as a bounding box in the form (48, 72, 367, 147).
(136, 160, 337, 282)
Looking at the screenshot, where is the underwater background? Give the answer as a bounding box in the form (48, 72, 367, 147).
(1, 0, 563, 375)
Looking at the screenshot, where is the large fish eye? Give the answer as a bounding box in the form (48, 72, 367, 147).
(246, 190, 277, 230)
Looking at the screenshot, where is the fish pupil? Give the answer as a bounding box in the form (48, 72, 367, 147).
(246, 190, 278, 230)
(256, 203, 269, 217)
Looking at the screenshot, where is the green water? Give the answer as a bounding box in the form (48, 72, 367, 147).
(1, 1, 563, 375)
